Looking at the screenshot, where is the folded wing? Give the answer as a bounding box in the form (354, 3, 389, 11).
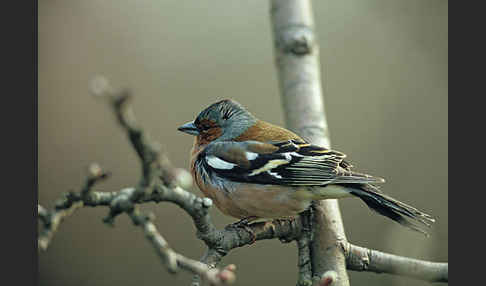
(198, 139, 385, 186)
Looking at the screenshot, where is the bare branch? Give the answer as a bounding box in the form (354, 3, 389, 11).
(296, 211, 313, 286)
(38, 204, 49, 225)
(269, 1, 349, 285)
(128, 208, 179, 273)
(38, 78, 234, 285)
(268, 2, 449, 285)
(128, 207, 236, 285)
(38, 162, 108, 251)
(296, 234, 313, 286)
(39, 186, 447, 284)
(342, 242, 448, 283)
(38, 201, 83, 251)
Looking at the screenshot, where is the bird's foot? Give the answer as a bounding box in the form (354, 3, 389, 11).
(276, 216, 296, 223)
(274, 216, 297, 243)
(226, 216, 258, 228)
(225, 216, 258, 244)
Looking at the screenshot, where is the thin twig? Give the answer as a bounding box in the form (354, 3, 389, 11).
(38, 201, 83, 251)
(128, 207, 236, 285)
(38, 162, 108, 251)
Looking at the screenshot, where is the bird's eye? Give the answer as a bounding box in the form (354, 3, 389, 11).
(200, 124, 211, 132)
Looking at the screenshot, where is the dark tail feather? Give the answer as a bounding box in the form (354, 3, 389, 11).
(348, 184, 435, 236)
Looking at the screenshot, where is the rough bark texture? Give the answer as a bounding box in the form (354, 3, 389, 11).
(270, 1, 350, 285)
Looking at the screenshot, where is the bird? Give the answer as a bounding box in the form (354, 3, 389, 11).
(178, 99, 435, 235)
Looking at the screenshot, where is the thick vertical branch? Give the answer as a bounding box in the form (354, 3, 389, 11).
(269, 1, 350, 285)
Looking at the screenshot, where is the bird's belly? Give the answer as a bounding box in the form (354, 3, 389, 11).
(229, 184, 312, 218)
(202, 181, 311, 219)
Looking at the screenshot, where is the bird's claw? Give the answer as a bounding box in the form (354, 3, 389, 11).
(226, 217, 258, 245)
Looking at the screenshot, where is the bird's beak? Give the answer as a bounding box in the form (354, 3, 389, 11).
(177, 121, 200, 136)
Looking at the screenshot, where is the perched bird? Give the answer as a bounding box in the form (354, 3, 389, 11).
(178, 99, 435, 235)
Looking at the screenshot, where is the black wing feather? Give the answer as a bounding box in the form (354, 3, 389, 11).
(199, 140, 384, 187)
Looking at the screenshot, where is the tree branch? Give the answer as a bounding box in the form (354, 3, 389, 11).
(38, 162, 108, 251)
(269, 1, 350, 285)
(38, 78, 235, 286)
(296, 228, 313, 286)
(38, 201, 83, 251)
(128, 207, 236, 285)
(341, 242, 448, 283)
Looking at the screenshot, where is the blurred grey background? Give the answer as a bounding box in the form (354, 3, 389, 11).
(38, 1, 448, 286)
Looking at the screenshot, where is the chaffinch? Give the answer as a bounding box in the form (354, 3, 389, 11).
(178, 99, 435, 235)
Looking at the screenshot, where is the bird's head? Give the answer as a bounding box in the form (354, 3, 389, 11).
(178, 99, 257, 145)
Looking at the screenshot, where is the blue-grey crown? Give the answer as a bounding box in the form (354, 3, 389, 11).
(196, 99, 257, 141)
